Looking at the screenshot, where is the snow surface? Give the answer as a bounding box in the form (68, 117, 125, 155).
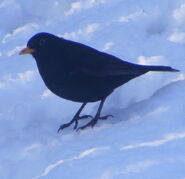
(0, 0, 185, 179)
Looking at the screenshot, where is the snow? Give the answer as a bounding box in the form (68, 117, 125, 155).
(0, 0, 185, 179)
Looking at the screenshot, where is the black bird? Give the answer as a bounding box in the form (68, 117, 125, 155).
(19, 32, 179, 131)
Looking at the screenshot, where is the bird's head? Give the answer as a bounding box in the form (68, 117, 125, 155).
(19, 32, 60, 58)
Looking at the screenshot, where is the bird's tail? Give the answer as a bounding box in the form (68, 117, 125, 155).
(142, 65, 180, 72)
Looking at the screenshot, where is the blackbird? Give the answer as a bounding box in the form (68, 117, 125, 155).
(19, 32, 179, 131)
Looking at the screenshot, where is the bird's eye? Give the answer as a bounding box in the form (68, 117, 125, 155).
(39, 39, 46, 46)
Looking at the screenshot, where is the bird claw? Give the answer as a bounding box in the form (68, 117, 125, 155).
(78, 115, 93, 120)
(77, 120, 96, 131)
(57, 113, 112, 132)
(73, 115, 93, 130)
(73, 120, 78, 130)
(76, 114, 113, 131)
(57, 123, 71, 133)
(58, 114, 93, 132)
(99, 115, 113, 120)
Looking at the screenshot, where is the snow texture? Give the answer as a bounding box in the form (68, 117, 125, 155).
(0, 0, 185, 179)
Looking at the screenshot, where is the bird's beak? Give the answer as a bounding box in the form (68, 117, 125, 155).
(19, 47, 35, 55)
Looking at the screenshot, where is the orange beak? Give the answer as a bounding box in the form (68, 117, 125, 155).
(19, 47, 35, 55)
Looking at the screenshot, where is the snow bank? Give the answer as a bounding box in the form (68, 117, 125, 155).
(0, 0, 184, 179)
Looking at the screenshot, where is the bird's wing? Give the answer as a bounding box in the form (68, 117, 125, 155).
(62, 39, 145, 77)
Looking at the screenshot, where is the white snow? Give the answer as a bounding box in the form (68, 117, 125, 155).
(41, 90, 53, 100)
(173, 3, 185, 25)
(0, 0, 185, 179)
(102, 42, 114, 51)
(65, 0, 106, 16)
(62, 23, 100, 40)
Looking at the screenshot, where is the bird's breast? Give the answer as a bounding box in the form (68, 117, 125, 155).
(38, 67, 112, 102)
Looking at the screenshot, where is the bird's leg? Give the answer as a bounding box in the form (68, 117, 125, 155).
(77, 98, 106, 130)
(57, 102, 87, 132)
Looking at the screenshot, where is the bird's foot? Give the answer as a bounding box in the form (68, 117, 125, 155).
(78, 115, 93, 120)
(77, 118, 98, 131)
(73, 115, 93, 130)
(58, 114, 113, 132)
(57, 115, 93, 133)
(98, 115, 113, 120)
(76, 114, 113, 131)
